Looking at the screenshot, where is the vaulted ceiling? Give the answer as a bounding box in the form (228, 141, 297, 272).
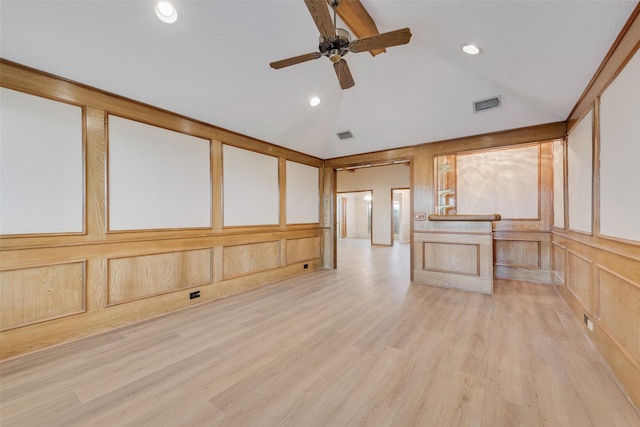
(1, 1, 637, 159)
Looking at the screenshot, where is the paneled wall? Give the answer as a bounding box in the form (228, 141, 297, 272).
(2, 8, 638, 409)
(0, 60, 324, 360)
(413, 136, 561, 285)
(553, 11, 640, 407)
(324, 124, 565, 283)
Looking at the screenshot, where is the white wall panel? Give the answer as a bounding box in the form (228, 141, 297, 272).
(599, 50, 640, 242)
(0, 88, 83, 234)
(223, 145, 279, 226)
(108, 116, 211, 230)
(286, 161, 319, 224)
(567, 110, 593, 233)
(457, 145, 539, 219)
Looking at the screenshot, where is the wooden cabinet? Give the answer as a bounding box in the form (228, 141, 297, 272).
(414, 214, 501, 295)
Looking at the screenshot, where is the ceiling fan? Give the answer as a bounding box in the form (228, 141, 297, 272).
(270, 0, 412, 90)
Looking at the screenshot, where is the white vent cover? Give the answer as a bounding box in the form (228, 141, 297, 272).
(473, 96, 502, 113)
(337, 130, 353, 140)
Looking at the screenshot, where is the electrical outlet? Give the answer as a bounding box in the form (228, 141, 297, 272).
(190, 291, 200, 300)
(584, 314, 594, 331)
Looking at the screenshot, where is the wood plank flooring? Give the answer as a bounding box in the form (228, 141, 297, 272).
(1, 238, 639, 426)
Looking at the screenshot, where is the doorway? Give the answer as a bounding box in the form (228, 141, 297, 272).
(337, 191, 373, 242)
(392, 188, 411, 244)
(334, 162, 411, 271)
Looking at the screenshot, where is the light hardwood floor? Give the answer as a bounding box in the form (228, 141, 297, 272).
(1, 238, 639, 426)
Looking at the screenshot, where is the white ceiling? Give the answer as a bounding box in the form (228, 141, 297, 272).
(1, 1, 637, 159)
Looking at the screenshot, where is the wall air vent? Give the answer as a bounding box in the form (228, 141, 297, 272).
(473, 96, 502, 113)
(337, 130, 354, 140)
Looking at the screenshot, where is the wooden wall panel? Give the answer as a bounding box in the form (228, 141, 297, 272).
(423, 242, 479, 276)
(493, 232, 551, 284)
(597, 267, 640, 365)
(411, 138, 556, 285)
(0, 61, 326, 359)
(494, 240, 540, 268)
(286, 236, 321, 265)
(223, 241, 280, 279)
(555, 10, 640, 407)
(552, 242, 566, 285)
(553, 231, 640, 408)
(566, 250, 594, 313)
(0, 262, 85, 330)
(108, 249, 213, 305)
(414, 225, 494, 294)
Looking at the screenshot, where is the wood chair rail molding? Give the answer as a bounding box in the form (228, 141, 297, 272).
(0, 59, 326, 360)
(428, 214, 502, 222)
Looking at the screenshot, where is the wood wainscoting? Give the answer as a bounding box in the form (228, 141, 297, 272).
(553, 232, 640, 407)
(414, 218, 496, 294)
(412, 137, 560, 286)
(108, 249, 214, 306)
(0, 262, 86, 331)
(552, 7, 640, 407)
(2, 239, 639, 426)
(0, 60, 325, 360)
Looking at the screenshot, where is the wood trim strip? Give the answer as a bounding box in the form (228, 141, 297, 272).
(567, 4, 640, 132)
(552, 229, 640, 262)
(0, 59, 323, 165)
(592, 97, 601, 239)
(279, 157, 287, 230)
(428, 214, 501, 222)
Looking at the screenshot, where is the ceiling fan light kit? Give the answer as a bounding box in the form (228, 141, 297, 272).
(269, 0, 412, 90)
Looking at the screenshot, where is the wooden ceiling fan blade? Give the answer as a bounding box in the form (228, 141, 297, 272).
(270, 52, 322, 69)
(305, 0, 335, 39)
(334, 59, 355, 90)
(330, 0, 385, 56)
(350, 28, 412, 53)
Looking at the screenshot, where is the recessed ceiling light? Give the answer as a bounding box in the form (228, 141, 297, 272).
(462, 44, 481, 55)
(310, 96, 321, 107)
(156, 1, 178, 24)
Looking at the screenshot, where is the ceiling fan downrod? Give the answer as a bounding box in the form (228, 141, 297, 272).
(330, 0, 340, 30)
(320, 0, 350, 63)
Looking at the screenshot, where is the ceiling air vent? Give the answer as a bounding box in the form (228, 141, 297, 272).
(473, 96, 502, 113)
(337, 130, 354, 140)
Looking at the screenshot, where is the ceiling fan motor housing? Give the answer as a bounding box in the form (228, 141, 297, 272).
(319, 28, 351, 62)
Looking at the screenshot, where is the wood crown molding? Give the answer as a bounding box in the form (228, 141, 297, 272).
(566, 3, 640, 133)
(0, 59, 323, 167)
